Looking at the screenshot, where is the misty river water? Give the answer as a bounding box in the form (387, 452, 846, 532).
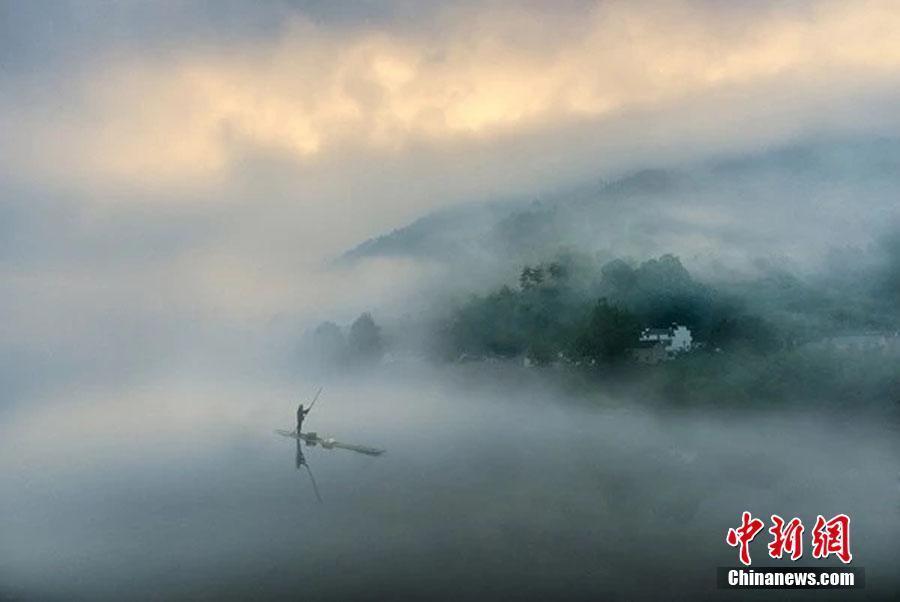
(1, 365, 898, 600)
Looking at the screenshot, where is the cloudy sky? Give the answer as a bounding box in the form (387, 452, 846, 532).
(5, 1, 900, 182)
(3, 0, 900, 393)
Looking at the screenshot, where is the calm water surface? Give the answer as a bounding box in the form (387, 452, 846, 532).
(1, 370, 898, 600)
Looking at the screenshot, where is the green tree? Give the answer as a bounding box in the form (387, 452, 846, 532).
(708, 314, 780, 354)
(519, 265, 545, 290)
(573, 298, 641, 363)
(348, 312, 384, 363)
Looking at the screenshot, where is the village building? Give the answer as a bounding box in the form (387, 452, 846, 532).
(629, 324, 693, 364)
(639, 324, 693, 358)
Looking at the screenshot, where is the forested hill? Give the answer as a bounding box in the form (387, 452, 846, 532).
(339, 138, 900, 281)
(311, 138, 900, 409)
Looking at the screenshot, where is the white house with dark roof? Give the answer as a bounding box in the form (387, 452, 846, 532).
(639, 324, 693, 358)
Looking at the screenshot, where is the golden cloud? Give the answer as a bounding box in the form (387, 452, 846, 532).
(8, 0, 900, 189)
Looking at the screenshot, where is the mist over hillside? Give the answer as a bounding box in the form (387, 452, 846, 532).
(5, 0, 900, 597)
(306, 137, 900, 418)
(341, 137, 900, 297)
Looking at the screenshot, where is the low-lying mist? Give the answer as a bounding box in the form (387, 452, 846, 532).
(3, 137, 900, 600)
(1, 366, 897, 600)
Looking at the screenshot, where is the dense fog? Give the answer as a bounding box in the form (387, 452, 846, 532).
(2, 365, 898, 600)
(3, 2, 900, 599)
(3, 138, 900, 601)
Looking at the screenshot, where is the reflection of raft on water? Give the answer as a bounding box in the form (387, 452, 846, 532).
(276, 429, 385, 457)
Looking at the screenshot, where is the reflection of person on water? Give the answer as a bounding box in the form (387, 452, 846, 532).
(295, 439, 307, 469)
(295, 437, 322, 502)
(297, 403, 310, 433)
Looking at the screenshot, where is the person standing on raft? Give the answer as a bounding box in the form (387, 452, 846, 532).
(297, 403, 311, 434)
